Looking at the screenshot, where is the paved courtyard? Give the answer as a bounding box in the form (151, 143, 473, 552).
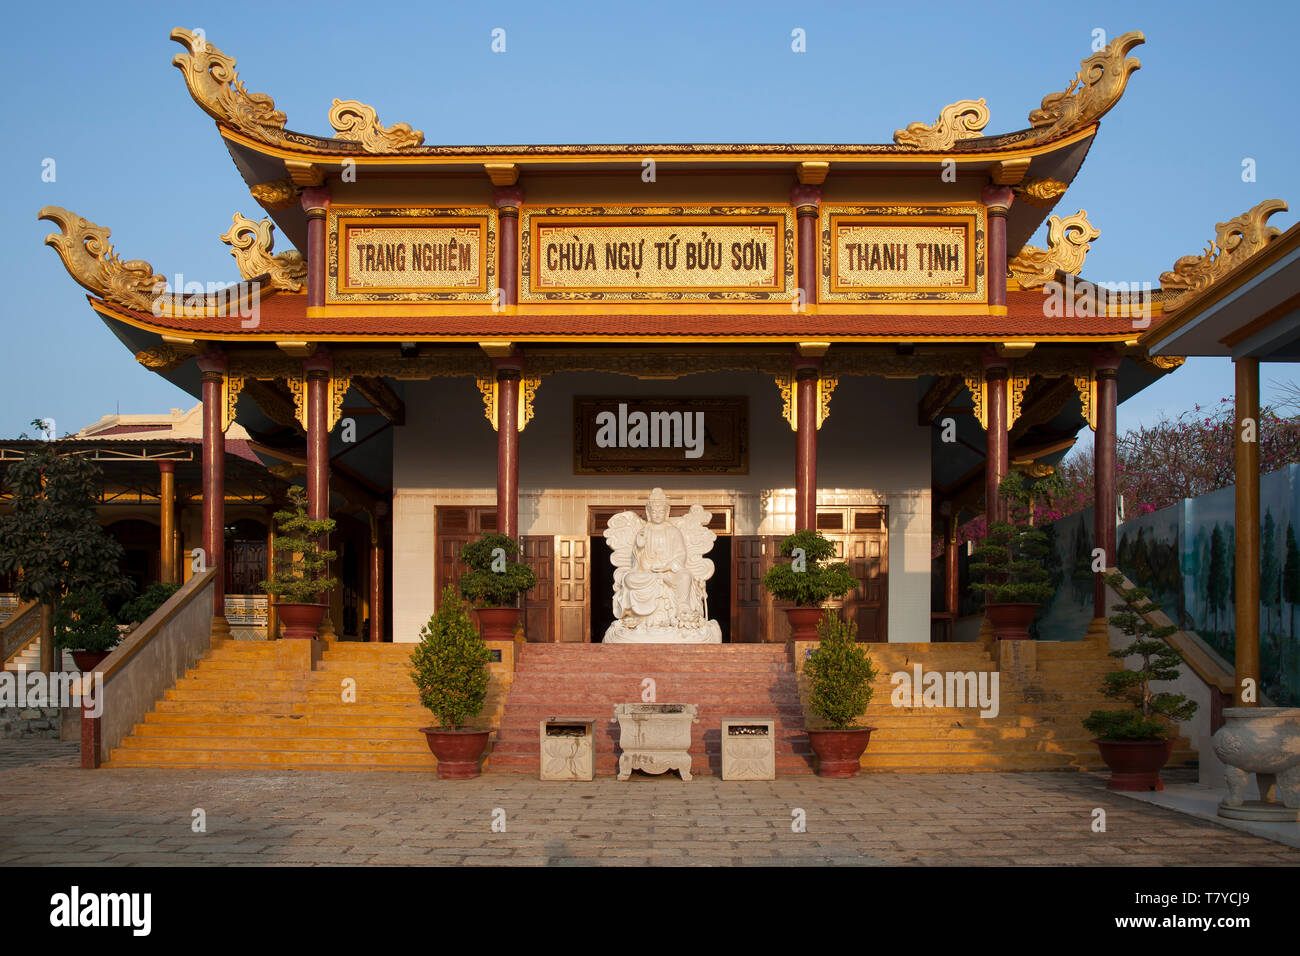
(1, 739, 1297, 866)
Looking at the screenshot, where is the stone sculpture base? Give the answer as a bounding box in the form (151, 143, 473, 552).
(603, 620, 722, 644)
(614, 703, 699, 781)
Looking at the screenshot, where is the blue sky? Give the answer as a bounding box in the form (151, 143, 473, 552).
(2, 0, 1297, 441)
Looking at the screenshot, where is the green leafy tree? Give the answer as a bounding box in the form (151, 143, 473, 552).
(0, 424, 132, 666)
(1283, 523, 1300, 639)
(1206, 525, 1228, 635)
(261, 487, 337, 604)
(805, 612, 877, 729)
(762, 529, 857, 606)
(118, 581, 181, 627)
(52, 589, 122, 653)
(1083, 573, 1198, 740)
(969, 471, 1054, 605)
(458, 533, 537, 607)
(409, 586, 492, 730)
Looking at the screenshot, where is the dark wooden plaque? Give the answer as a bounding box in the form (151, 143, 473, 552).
(573, 396, 748, 475)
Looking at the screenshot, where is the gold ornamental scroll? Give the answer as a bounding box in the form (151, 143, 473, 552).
(326, 206, 497, 304)
(520, 205, 796, 302)
(819, 205, 986, 304)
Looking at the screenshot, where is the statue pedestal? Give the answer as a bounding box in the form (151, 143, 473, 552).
(603, 620, 722, 644)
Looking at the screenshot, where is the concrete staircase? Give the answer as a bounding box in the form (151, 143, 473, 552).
(486, 643, 813, 775)
(3, 638, 75, 673)
(106, 641, 510, 771)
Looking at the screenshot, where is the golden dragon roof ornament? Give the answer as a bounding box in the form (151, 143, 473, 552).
(170, 28, 287, 145)
(893, 98, 990, 150)
(39, 206, 165, 312)
(219, 213, 308, 291)
(328, 99, 425, 152)
(1159, 199, 1289, 313)
(1027, 31, 1144, 144)
(1008, 210, 1100, 288)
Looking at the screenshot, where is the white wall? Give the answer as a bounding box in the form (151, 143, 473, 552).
(392, 371, 931, 643)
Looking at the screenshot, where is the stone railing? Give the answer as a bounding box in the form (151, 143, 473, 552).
(83, 569, 217, 768)
(0, 600, 40, 667)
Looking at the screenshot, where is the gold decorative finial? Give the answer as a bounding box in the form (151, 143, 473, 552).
(39, 206, 165, 312)
(1008, 211, 1100, 288)
(1159, 199, 1289, 312)
(328, 99, 424, 152)
(170, 28, 286, 144)
(1027, 31, 1144, 143)
(894, 98, 990, 150)
(249, 178, 302, 210)
(219, 213, 307, 291)
(1014, 177, 1069, 207)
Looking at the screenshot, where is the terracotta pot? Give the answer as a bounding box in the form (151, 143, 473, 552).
(1093, 737, 1174, 791)
(807, 727, 875, 778)
(70, 650, 111, 672)
(420, 727, 492, 779)
(277, 602, 328, 640)
(985, 602, 1039, 640)
(784, 607, 825, 642)
(475, 607, 519, 642)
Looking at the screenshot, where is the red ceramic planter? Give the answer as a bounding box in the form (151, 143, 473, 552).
(277, 602, 328, 640)
(70, 650, 111, 672)
(421, 728, 492, 779)
(1094, 738, 1175, 791)
(784, 607, 825, 642)
(807, 727, 875, 778)
(475, 607, 519, 642)
(985, 602, 1040, 640)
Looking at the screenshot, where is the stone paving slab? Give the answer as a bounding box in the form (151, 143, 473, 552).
(0, 739, 1297, 866)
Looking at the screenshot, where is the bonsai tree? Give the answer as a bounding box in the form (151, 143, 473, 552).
(53, 589, 122, 653)
(762, 529, 858, 606)
(1082, 572, 1198, 740)
(805, 612, 877, 729)
(118, 581, 180, 628)
(458, 533, 536, 607)
(969, 471, 1055, 605)
(409, 586, 493, 730)
(261, 487, 337, 604)
(0, 422, 132, 668)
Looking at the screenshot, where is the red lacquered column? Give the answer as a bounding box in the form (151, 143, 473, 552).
(198, 350, 229, 638)
(795, 355, 820, 531)
(1093, 348, 1121, 619)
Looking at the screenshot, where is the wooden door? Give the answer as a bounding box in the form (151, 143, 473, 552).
(556, 536, 590, 642)
(843, 508, 888, 642)
(520, 535, 555, 642)
(732, 535, 768, 643)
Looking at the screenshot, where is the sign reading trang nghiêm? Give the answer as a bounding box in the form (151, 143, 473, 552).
(819, 205, 986, 304)
(521, 206, 795, 302)
(326, 207, 497, 303)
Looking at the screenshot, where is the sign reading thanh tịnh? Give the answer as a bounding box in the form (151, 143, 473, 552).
(819, 205, 986, 303)
(521, 206, 795, 301)
(326, 207, 497, 303)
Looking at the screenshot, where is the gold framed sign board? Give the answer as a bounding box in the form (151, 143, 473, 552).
(574, 396, 749, 474)
(326, 206, 497, 303)
(522, 206, 796, 302)
(819, 204, 986, 303)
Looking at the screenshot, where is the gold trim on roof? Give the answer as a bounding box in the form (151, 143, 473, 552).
(1027, 31, 1144, 144)
(249, 178, 301, 210)
(39, 206, 164, 313)
(328, 99, 424, 152)
(1014, 177, 1069, 207)
(1159, 199, 1289, 314)
(1008, 211, 1100, 289)
(134, 345, 191, 372)
(893, 99, 990, 150)
(219, 213, 307, 291)
(169, 29, 286, 146)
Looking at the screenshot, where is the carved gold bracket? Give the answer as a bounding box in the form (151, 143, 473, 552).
(963, 373, 988, 430)
(328, 99, 424, 151)
(477, 376, 539, 431)
(219, 213, 307, 291)
(249, 178, 301, 210)
(1008, 211, 1100, 289)
(894, 98, 990, 150)
(286, 375, 351, 431)
(1014, 177, 1069, 207)
(223, 374, 244, 433)
(1008, 375, 1030, 428)
(775, 375, 836, 430)
(1159, 199, 1289, 314)
(1074, 373, 1097, 431)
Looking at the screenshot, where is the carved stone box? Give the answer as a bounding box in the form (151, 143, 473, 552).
(539, 717, 596, 782)
(613, 703, 698, 781)
(721, 718, 776, 781)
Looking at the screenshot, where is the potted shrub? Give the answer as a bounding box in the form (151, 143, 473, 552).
(118, 581, 180, 630)
(54, 589, 122, 671)
(410, 585, 494, 779)
(458, 533, 537, 642)
(969, 472, 1054, 639)
(804, 612, 878, 777)
(261, 487, 337, 639)
(1083, 572, 1197, 791)
(762, 529, 858, 641)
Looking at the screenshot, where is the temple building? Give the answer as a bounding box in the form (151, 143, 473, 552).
(26, 26, 1274, 775)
